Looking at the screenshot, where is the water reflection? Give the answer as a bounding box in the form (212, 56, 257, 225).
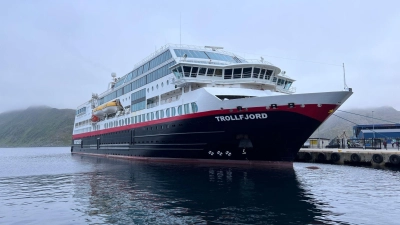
(71, 155, 333, 224)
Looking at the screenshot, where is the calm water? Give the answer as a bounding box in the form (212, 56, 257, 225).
(1, 148, 400, 225)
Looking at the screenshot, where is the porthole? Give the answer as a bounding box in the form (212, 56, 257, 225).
(156, 84, 159, 89)
(147, 88, 149, 93)
(167, 80, 169, 85)
(161, 82, 164, 87)
(152, 86, 154, 91)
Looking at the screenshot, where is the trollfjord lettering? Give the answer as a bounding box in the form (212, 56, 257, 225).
(215, 113, 268, 122)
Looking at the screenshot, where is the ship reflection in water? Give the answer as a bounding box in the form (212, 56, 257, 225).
(71, 155, 335, 224)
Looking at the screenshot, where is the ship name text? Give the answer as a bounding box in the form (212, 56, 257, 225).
(215, 113, 268, 122)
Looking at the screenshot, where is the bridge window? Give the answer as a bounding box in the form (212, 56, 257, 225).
(252, 68, 260, 78)
(215, 69, 222, 77)
(260, 69, 266, 79)
(277, 79, 285, 86)
(198, 68, 207, 76)
(284, 81, 293, 89)
(265, 70, 273, 80)
(242, 67, 252, 78)
(183, 66, 191, 77)
(233, 68, 242, 79)
(191, 67, 198, 77)
(224, 69, 232, 79)
(207, 68, 214, 76)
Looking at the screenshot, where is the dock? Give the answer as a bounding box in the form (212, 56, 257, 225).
(296, 148, 400, 167)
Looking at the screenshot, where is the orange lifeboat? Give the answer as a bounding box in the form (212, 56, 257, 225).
(91, 115, 100, 122)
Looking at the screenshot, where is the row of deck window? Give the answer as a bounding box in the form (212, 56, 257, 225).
(114, 50, 173, 89)
(99, 61, 175, 105)
(173, 66, 274, 80)
(102, 102, 198, 130)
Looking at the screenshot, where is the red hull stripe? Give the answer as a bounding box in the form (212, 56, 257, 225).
(72, 103, 337, 139)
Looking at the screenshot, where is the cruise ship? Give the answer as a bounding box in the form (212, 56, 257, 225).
(71, 44, 352, 163)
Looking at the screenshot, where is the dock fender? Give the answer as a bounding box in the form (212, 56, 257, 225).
(330, 153, 340, 162)
(389, 155, 400, 165)
(303, 152, 312, 161)
(372, 154, 383, 164)
(350, 153, 360, 163)
(317, 152, 326, 161)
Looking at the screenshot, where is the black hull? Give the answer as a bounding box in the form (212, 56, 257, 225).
(72, 108, 326, 162)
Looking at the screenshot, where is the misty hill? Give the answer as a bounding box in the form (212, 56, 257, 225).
(0, 106, 75, 147)
(311, 106, 400, 140)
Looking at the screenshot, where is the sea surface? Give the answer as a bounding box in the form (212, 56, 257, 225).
(1, 147, 400, 225)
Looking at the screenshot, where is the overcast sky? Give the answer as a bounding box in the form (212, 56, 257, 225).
(1, 0, 399, 114)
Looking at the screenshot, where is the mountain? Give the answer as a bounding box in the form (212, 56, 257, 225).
(311, 106, 400, 140)
(0, 106, 75, 147)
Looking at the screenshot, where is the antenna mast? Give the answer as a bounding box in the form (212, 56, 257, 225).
(343, 63, 348, 90)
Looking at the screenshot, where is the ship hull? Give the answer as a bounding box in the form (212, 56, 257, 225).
(72, 103, 338, 162)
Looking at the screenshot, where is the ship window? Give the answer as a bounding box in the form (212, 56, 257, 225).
(167, 80, 169, 85)
(272, 76, 277, 82)
(224, 69, 232, 79)
(214, 69, 222, 77)
(157, 84, 159, 89)
(161, 82, 164, 87)
(191, 67, 198, 77)
(191, 102, 198, 113)
(198, 68, 207, 76)
(160, 110, 164, 118)
(156, 111, 159, 119)
(183, 66, 191, 77)
(277, 79, 285, 86)
(206, 68, 214, 76)
(171, 107, 176, 116)
(178, 105, 183, 115)
(284, 81, 292, 90)
(233, 68, 242, 79)
(252, 68, 260, 78)
(260, 69, 266, 79)
(147, 113, 150, 121)
(142, 114, 145, 122)
(151, 112, 154, 120)
(243, 67, 252, 78)
(184, 103, 190, 114)
(166, 108, 170, 117)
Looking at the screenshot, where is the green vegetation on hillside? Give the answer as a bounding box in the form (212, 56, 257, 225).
(0, 106, 75, 147)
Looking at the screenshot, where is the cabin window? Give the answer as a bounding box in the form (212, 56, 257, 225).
(178, 105, 183, 115)
(207, 68, 215, 76)
(151, 112, 155, 120)
(156, 111, 159, 119)
(166, 108, 170, 117)
(146, 113, 150, 121)
(252, 68, 260, 78)
(184, 104, 190, 114)
(224, 69, 232, 79)
(160, 110, 164, 118)
(191, 102, 198, 113)
(142, 114, 145, 122)
(171, 107, 176, 116)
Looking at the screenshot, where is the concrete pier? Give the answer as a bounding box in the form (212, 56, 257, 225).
(297, 148, 400, 167)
